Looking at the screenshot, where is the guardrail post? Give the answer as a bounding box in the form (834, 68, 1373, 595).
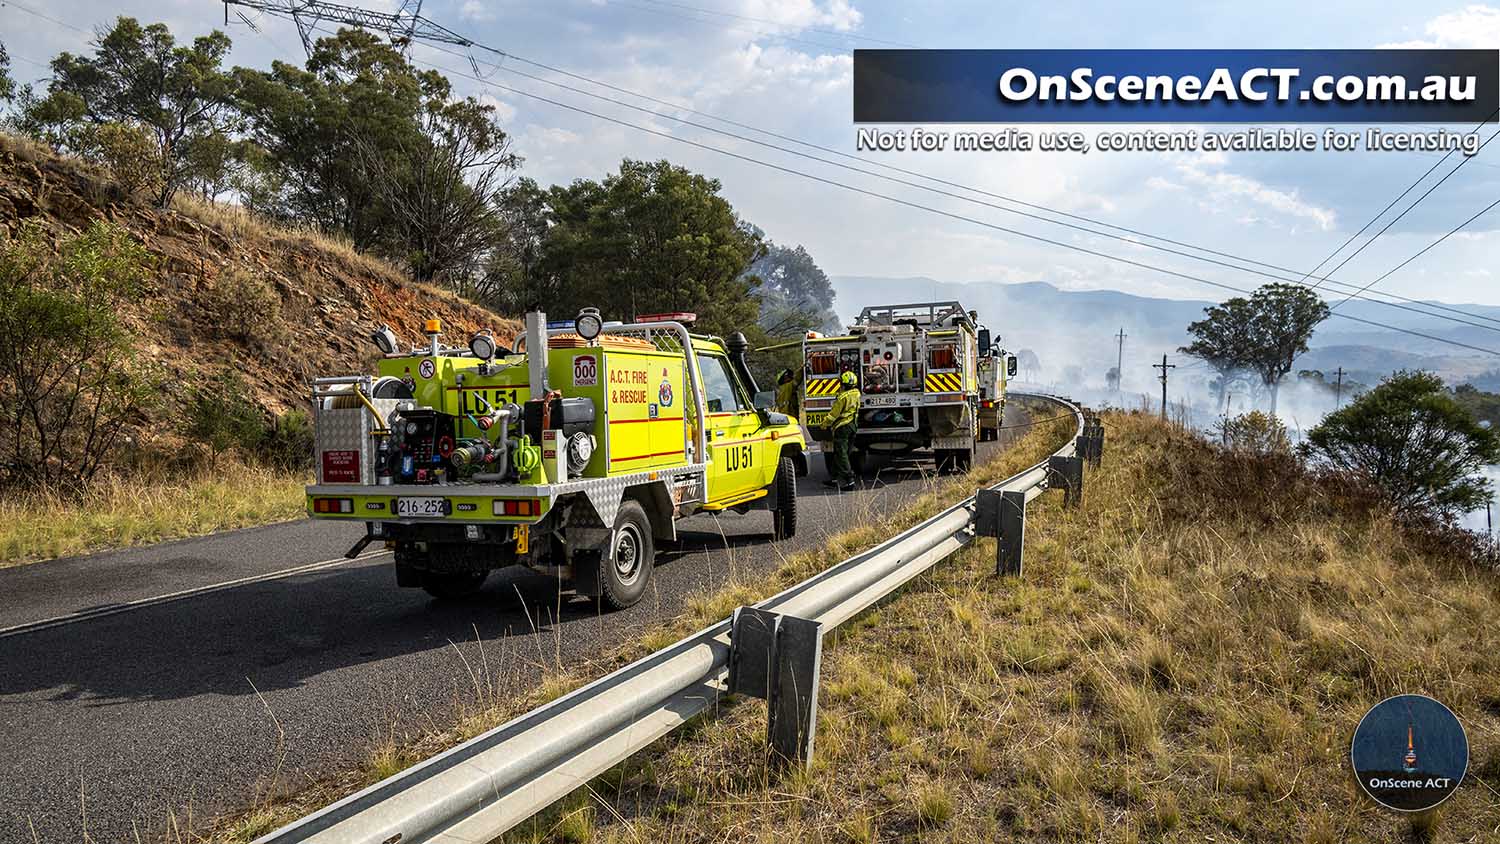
(976, 488, 1027, 576)
(728, 606, 824, 769)
(1047, 454, 1083, 507)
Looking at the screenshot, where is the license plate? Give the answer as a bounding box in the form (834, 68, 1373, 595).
(865, 395, 901, 407)
(396, 497, 448, 517)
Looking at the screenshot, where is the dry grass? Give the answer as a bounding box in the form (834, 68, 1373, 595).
(169, 193, 413, 285)
(0, 462, 306, 566)
(191, 401, 1075, 842)
(521, 411, 1500, 843)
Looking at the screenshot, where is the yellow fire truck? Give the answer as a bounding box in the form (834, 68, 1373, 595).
(801, 302, 984, 474)
(977, 347, 1018, 441)
(306, 309, 807, 609)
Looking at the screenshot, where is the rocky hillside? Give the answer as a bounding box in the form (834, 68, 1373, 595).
(0, 133, 519, 417)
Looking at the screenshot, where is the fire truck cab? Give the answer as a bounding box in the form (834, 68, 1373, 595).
(977, 336, 1018, 442)
(305, 309, 807, 609)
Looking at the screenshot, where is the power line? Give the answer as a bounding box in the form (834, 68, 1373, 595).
(0, 0, 89, 34)
(20, 0, 1492, 357)
(606, 0, 873, 53)
(448, 44, 1500, 331)
(1304, 111, 1495, 289)
(1314, 127, 1500, 290)
(628, 0, 917, 47)
(440, 45, 1500, 337)
(1330, 194, 1500, 311)
(367, 35, 1500, 339)
(403, 52, 1500, 358)
(462, 53, 1500, 333)
(234, 0, 1500, 335)
(297, 12, 1500, 358)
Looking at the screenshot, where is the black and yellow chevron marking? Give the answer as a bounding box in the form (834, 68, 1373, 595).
(924, 371, 963, 393)
(806, 377, 841, 396)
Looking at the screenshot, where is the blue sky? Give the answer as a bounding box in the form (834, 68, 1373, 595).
(6, 0, 1499, 304)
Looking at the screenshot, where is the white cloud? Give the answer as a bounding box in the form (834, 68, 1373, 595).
(479, 93, 517, 123)
(1381, 4, 1500, 47)
(460, 0, 495, 22)
(1173, 159, 1337, 232)
(742, 0, 863, 32)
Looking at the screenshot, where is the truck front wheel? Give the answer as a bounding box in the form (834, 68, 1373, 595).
(585, 500, 655, 611)
(772, 455, 798, 540)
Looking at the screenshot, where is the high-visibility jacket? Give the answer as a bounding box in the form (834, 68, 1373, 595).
(826, 386, 860, 431)
(775, 380, 799, 416)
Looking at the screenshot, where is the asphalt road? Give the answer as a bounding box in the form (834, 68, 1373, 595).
(0, 404, 1029, 843)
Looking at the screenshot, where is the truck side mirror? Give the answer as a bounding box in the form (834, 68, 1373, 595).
(753, 390, 774, 410)
(1007, 355, 1018, 377)
(977, 328, 991, 357)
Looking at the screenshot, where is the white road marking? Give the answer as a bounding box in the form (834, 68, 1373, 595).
(0, 550, 389, 640)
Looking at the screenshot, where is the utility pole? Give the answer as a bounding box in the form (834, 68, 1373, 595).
(1114, 327, 1127, 393)
(1153, 354, 1175, 421)
(1334, 366, 1344, 408)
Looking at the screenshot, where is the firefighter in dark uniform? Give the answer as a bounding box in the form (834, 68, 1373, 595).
(822, 369, 860, 491)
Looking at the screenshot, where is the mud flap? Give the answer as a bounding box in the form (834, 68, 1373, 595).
(568, 525, 612, 597)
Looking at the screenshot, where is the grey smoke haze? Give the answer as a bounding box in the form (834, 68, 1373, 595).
(832, 276, 1500, 396)
(833, 275, 1500, 528)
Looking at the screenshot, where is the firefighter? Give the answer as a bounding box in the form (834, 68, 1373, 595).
(822, 370, 860, 491)
(774, 368, 800, 420)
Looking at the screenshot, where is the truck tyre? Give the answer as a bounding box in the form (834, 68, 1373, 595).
(772, 455, 798, 540)
(956, 444, 974, 473)
(422, 570, 488, 600)
(589, 500, 655, 611)
(934, 449, 954, 474)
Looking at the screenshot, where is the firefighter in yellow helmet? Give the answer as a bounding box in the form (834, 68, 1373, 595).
(822, 369, 860, 491)
(773, 368, 800, 420)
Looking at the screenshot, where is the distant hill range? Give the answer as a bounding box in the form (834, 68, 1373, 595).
(832, 275, 1500, 394)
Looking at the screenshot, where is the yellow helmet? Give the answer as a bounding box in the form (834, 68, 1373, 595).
(840, 370, 857, 387)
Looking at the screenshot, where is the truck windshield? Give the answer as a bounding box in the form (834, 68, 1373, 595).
(697, 354, 749, 414)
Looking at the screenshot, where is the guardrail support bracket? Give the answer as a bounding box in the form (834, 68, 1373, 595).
(1047, 454, 1083, 507)
(976, 488, 1027, 577)
(728, 606, 824, 769)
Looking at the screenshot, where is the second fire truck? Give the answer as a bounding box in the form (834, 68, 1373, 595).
(801, 302, 988, 474)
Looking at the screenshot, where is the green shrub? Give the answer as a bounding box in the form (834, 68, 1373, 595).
(81, 121, 164, 198)
(255, 409, 313, 472)
(1305, 370, 1500, 518)
(0, 220, 160, 491)
(203, 267, 283, 347)
(1214, 410, 1291, 456)
(186, 373, 267, 469)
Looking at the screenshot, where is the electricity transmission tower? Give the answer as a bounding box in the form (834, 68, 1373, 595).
(223, 0, 479, 59)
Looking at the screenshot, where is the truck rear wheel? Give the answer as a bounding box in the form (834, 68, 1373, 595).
(772, 455, 798, 540)
(955, 444, 974, 473)
(422, 570, 489, 600)
(586, 500, 655, 611)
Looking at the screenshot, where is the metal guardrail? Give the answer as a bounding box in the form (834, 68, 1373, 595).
(254, 393, 1091, 844)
